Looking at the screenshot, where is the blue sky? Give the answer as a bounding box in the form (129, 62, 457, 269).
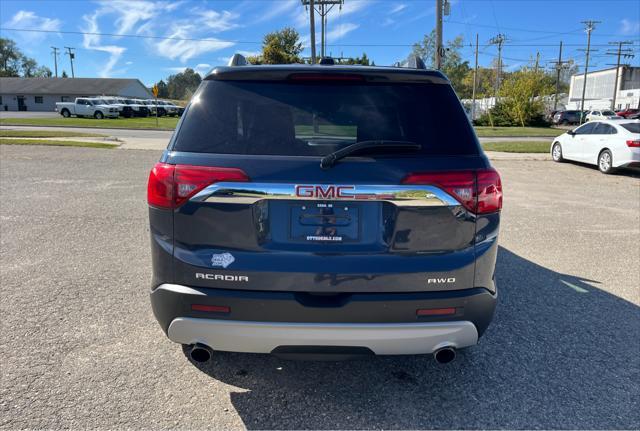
(1, 0, 639, 85)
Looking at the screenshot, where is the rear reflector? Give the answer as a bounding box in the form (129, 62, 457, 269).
(416, 307, 457, 316)
(626, 140, 640, 148)
(402, 168, 502, 214)
(191, 304, 231, 313)
(147, 163, 249, 209)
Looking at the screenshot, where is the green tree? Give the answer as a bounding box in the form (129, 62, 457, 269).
(411, 31, 471, 97)
(497, 65, 554, 127)
(249, 27, 303, 65)
(155, 79, 169, 98)
(340, 52, 371, 65)
(0, 38, 23, 76)
(20, 56, 38, 77)
(166, 68, 202, 100)
(61, 70, 68, 78)
(34, 65, 52, 77)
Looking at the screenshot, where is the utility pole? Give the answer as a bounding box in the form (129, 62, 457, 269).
(435, 0, 443, 69)
(534, 52, 540, 73)
(51, 46, 59, 77)
(605, 41, 634, 110)
(578, 20, 600, 122)
(489, 34, 507, 100)
(302, 1, 342, 61)
(64, 47, 76, 78)
(548, 41, 571, 111)
(471, 33, 479, 121)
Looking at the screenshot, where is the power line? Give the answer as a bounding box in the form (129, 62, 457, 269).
(605, 41, 635, 109)
(578, 20, 600, 121)
(2, 27, 637, 49)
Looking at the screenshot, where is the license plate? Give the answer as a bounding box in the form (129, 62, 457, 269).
(290, 203, 359, 242)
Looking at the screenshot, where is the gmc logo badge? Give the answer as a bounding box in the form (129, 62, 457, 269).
(295, 185, 355, 199)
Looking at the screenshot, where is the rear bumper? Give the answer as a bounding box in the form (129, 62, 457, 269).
(151, 283, 496, 354)
(168, 318, 478, 355)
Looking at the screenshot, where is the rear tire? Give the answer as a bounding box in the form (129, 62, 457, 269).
(598, 149, 614, 174)
(61, 109, 71, 118)
(552, 142, 564, 162)
(94, 111, 104, 119)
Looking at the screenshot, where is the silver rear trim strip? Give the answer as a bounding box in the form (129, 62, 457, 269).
(167, 318, 478, 355)
(191, 182, 460, 207)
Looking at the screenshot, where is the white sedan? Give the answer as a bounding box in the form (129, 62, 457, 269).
(551, 120, 640, 174)
(585, 109, 623, 121)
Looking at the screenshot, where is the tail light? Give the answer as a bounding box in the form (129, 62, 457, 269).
(402, 168, 502, 214)
(626, 140, 640, 148)
(147, 163, 249, 209)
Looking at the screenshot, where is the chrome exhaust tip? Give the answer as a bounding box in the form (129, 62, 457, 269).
(434, 346, 456, 364)
(189, 343, 213, 363)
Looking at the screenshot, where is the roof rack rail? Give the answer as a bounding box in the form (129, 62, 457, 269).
(397, 54, 427, 70)
(228, 53, 248, 67)
(319, 57, 335, 65)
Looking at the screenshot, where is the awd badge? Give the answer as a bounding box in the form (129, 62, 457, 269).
(211, 252, 235, 268)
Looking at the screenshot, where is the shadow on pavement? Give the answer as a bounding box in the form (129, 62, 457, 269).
(184, 247, 640, 429)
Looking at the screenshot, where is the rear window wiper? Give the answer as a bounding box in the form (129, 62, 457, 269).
(320, 140, 421, 169)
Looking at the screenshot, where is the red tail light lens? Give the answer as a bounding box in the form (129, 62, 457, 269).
(626, 140, 640, 148)
(147, 163, 249, 209)
(402, 169, 502, 214)
(477, 168, 503, 214)
(402, 171, 476, 212)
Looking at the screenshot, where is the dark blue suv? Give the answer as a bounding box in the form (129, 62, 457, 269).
(148, 56, 502, 364)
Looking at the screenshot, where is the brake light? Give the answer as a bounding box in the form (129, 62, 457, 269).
(626, 140, 640, 148)
(402, 169, 502, 214)
(191, 304, 231, 313)
(416, 307, 457, 316)
(288, 73, 365, 81)
(147, 163, 249, 209)
(402, 171, 476, 212)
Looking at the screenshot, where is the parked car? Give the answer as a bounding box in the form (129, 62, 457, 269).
(116, 98, 150, 117)
(615, 108, 640, 119)
(158, 100, 184, 116)
(551, 119, 640, 173)
(55, 97, 119, 119)
(98, 97, 134, 118)
(585, 109, 623, 122)
(552, 110, 583, 125)
(147, 55, 503, 364)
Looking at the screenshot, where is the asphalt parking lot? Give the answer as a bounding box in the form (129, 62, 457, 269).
(1, 145, 638, 429)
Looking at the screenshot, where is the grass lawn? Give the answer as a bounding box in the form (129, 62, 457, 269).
(0, 138, 118, 149)
(0, 130, 107, 138)
(474, 126, 562, 137)
(481, 141, 551, 153)
(0, 116, 179, 130)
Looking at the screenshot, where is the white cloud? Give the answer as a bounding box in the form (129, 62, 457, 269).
(253, 0, 298, 24)
(4, 10, 61, 43)
(192, 9, 239, 32)
(325, 23, 359, 43)
(155, 24, 234, 63)
(165, 63, 214, 77)
(81, 12, 126, 77)
(335, 0, 370, 17)
(620, 19, 640, 36)
(390, 4, 407, 14)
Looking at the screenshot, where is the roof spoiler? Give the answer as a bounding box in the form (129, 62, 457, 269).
(228, 53, 248, 67)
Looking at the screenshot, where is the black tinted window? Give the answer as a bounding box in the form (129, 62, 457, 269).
(574, 123, 596, 134)
(592, 123, 617, 134)
(173, 80, 478, 156)
(622, 123, 640, 133)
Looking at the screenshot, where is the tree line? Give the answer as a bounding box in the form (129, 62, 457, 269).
(1, 38, 54, 77)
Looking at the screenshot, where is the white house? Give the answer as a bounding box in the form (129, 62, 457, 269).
(0, 77, 152, 112)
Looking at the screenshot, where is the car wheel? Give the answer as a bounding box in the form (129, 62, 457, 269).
(94, 111, 104, 119)
(560, 119, 568, 126)
(61, 109, 70, 118)
(551, 143, 564, 162)
(598, 150, 614, 174)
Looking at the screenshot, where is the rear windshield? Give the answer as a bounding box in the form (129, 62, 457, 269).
(172, 80, 479, 156)
(621, 123, 640, 133)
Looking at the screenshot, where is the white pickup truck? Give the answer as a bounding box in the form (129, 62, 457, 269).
(55, 98, 119, 119)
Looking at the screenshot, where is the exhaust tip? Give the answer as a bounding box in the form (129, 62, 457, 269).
(434, 346, 456, 364)
(189, 343, 213, 363)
